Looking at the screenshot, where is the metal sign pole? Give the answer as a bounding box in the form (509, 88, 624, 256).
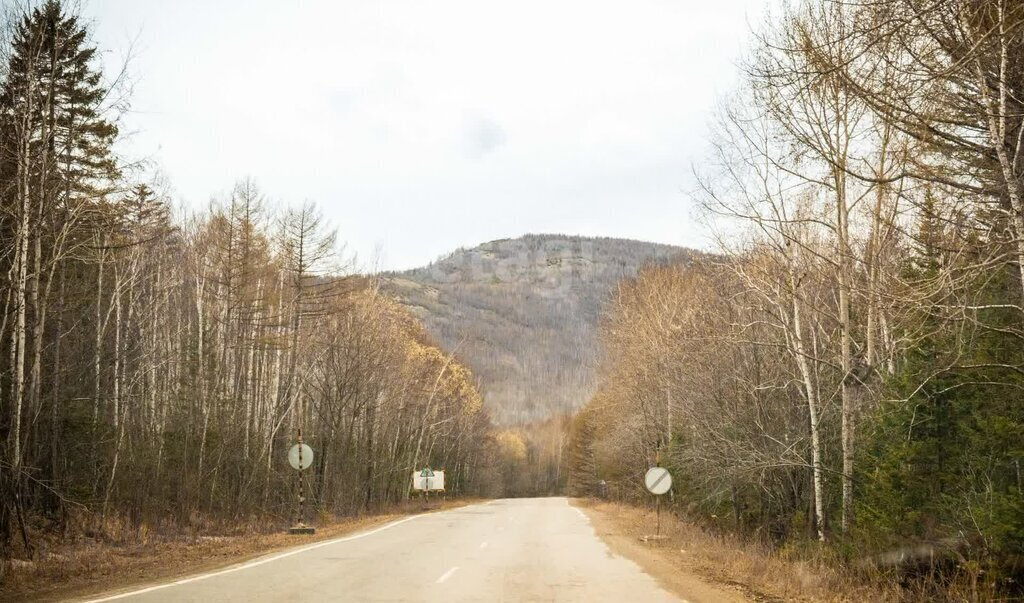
(656, 448, 661, 537)
(297, 426, 304, 527)
(643, 449, 671, 543)
(288, 399, 315, 535)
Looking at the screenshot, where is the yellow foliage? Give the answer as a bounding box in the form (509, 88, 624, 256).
(495, 430, 527, 461)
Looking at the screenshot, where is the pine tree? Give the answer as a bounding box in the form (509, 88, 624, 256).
(0, 0, 118, 552)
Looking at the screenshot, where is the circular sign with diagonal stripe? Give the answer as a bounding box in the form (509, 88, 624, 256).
(644, 467, 672, 495)
(288, 444, 314, 471)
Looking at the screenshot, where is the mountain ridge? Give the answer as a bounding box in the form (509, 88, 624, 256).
(381, 233, 697, 424)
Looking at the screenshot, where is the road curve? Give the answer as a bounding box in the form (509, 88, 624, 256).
(81, 497, 680, 602)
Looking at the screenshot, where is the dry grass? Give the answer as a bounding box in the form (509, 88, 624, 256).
(575, 499, 903, 603)
(0, 498, 480, 603)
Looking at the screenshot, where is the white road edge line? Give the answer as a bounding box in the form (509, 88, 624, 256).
(81, 509, 453, 602)
(435, 566, 459, 584)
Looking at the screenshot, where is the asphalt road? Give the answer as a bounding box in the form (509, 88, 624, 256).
(82, 497, 680, 602)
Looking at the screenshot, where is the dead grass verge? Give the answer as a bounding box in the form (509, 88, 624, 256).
(573, 499, 901, 603)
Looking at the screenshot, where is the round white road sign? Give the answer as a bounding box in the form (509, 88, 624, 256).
(288, 443, 314, 471)
(644, 467, 672, 495)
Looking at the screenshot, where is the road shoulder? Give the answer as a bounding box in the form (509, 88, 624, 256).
(572, 499, 755, 603)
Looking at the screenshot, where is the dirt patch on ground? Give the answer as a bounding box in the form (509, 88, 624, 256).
(1, 498, 478, 603)
(572, 499, 894, 603)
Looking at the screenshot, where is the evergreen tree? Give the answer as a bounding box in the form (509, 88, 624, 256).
(1, 0, 118, 195)
(0, 0, 119, 553)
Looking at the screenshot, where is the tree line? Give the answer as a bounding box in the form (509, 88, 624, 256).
(569, 0, 1023, 598)
(0, 1, 497, 561)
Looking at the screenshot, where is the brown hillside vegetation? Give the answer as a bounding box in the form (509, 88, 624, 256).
(383, 234, 695, 424)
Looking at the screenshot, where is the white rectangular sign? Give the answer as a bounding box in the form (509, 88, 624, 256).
(411, 470, 445, 491)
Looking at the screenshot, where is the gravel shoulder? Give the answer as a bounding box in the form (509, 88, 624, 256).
(572, 499, 897, 603)
(573, 499, 753, 603)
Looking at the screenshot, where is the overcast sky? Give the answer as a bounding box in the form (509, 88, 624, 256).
(89, 0, 766, 270)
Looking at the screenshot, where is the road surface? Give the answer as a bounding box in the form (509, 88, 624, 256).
(82, 498, 682, 602)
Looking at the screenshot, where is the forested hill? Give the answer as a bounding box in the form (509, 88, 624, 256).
(382, 234, 694, 424)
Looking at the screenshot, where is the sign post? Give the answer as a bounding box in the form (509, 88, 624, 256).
(644, 465, 672, 539)
(288, 439, 315, 535)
